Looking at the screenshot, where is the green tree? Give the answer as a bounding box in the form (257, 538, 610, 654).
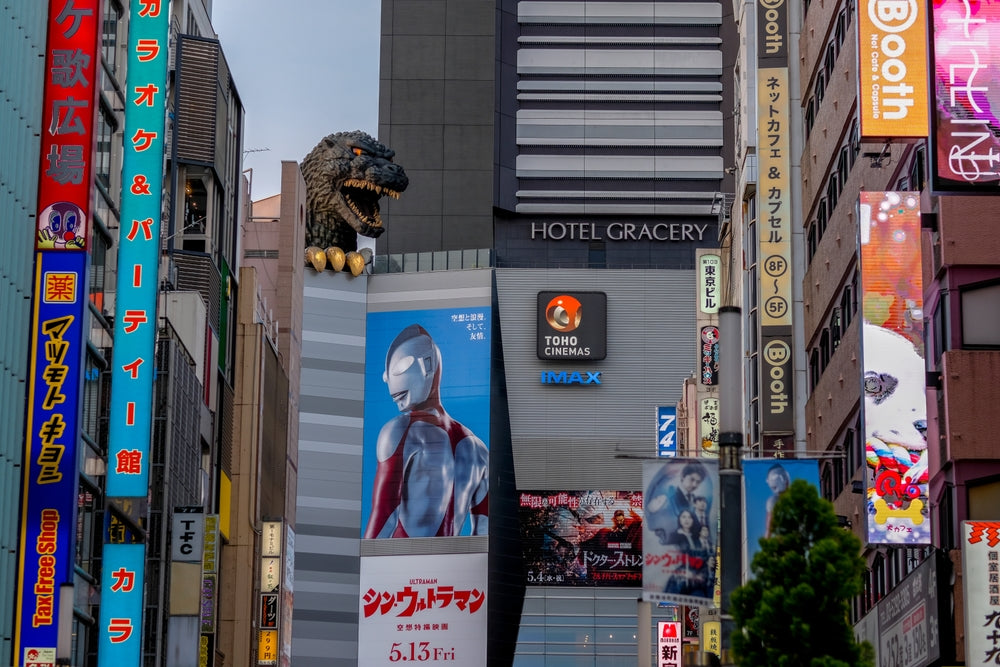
(731, 479, 874, 667)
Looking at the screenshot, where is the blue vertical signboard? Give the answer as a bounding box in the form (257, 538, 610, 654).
(657, 406, 677, 457)
(100, 0, 170, 663)
(14, 1, 100, 664)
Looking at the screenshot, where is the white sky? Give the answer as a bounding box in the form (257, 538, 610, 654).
(211, 0, 382, 200)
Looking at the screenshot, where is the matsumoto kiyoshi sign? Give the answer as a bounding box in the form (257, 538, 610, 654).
(530, 222, 712, 242)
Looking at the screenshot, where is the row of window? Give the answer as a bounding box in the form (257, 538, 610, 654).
(807, 120, 860, 266)
(808, 273, 858, 392)
(803, 0, 854, 141)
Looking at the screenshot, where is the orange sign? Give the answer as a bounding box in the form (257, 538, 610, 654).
(857, 0, 929, 138)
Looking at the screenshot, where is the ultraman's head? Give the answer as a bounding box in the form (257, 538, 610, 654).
(383, 324, 441, 411)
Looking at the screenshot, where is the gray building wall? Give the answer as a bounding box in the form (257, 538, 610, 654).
(377, 0, 497, 253)
(291, 272, 368, 667)
(0, 7, 47, 664)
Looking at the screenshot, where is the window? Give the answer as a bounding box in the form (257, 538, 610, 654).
(831, 308, 842, 350)
(909, 145, 927, 192)
(810, 349, 820, 391)
(808, 223, 818, 264)
(805, 99, 816, 138)
(101, 0, 123, 76)
(95, 103, 116, 189)
(961, 280, 1000, 347)
(821, 329, 831, 369)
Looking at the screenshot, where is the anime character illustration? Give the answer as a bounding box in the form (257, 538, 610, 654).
(363, 324, 488, 538)
(37, 201, 86, 249)
(763, 463, 791, 538)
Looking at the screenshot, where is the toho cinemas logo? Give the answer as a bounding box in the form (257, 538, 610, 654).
(536, 291, 607, 361)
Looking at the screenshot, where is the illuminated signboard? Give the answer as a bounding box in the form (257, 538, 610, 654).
(857, 0, 929, 139)
(361, 307, 492, 539)
(519, 491, 643, 586)
(642, 459, 720, 606)
(962, 521, 1000, 664)
(106, 0, 169, 498)
(858, 192, 929, 545)
(657, 622, 683, 667)
(756, 0, 794, 440)
(929, 0, 1000, 192)
(536, 291, 607, 360)
(700, 326, 720, 385)
(15, 253, 89, 664)
(15, 1, 100, 662)
(699, 253, 721, 314)
(97, 544, 146, 662)
(359, 554, 487, 666)
(657, 406, 678, 457)
(34, 0, 100, 252)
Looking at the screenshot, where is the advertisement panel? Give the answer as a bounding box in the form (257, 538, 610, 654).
(361, 307, 492, 538)
(15, 252, 89, 665)
(700, 398, 720, 457)
(643, 459, 720, 605)
(106, 0, 169, 498)
(33, 0, 100, 252)
(929, 0, 1000, 192)
(857, 0, 929, 139)
(359, 554, 487, 666)
(536, 291, 607, 360)
(963, 521, 1000, 664)
(699, 254, 721, 314)
(761, 335, 794, 434)
(97, 544, 146, 663)
(519, 490, 643, 586)
(657, 406, 678, 458)
(876, 555, 940, 667)
(700, 326, 720, 385)
(656, 621, 683, 667)
(858, 192, 929, 545)
(743, 459, 820, 569)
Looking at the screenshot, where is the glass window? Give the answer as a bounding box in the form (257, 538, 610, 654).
(101, 0, 123, 76)
(961, 281, 1000, 347)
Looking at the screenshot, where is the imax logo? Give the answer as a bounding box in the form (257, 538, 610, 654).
(540, 371, 602, 385)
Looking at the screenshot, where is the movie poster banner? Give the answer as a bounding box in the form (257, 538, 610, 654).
(858, 192, 929, 545)
(519, 490, 643, 586)
(361, 307, 491, 539)
(962, 521, 1000, 665)
(643, 459, 720, 606)
(929, 0, 1000, 192)
(743, 459, 820, 569)
(359, 554, 487, 667)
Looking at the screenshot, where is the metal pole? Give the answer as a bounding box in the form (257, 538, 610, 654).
(717, 306, 743, 665)
(638, 598, 652, 667)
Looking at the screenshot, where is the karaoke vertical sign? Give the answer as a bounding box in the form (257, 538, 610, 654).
(100, 0, 170, 664)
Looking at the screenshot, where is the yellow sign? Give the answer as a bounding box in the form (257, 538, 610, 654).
(757, 67, 792, 329)
(703, 620, 721, 657)
(258, 629, 277, 665)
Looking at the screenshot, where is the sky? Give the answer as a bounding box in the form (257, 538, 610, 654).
(211, 0, 382, 201)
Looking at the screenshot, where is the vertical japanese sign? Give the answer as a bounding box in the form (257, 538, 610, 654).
(858, 0, 928, 139)
(97, 544, 146, 662)
(656, 621, 683, 667)
(700, 398, 720, 457)
(100, 1, 169, 663)
(16, 255, 89, 665)
(15, 2, 100, 664)
(700, 326, 720, 385)
(929, 0, 1000, 192)
(757, 0, 794, 438)
(963, 521, 1000, 664)
(699, 254, 721, 314)
(657, 406, 678, 457)
(106, 0, 169, 498)
(858, 192, 928, 545)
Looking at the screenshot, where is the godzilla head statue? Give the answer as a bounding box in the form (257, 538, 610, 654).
(300, 130, 409, 253)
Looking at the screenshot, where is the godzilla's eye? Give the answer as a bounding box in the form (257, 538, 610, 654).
(352, 147, 364, 156)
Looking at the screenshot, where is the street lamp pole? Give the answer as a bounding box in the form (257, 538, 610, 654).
(717, 306, 743, 666)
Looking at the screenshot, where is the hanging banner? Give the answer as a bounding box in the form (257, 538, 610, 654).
(643, 459, 720, 606)
(743, 459, 820, 569)
(858, 192, 929, 545)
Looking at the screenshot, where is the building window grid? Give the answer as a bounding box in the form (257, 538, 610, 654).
(806, 121, 859, 271)
(808, 275, 859, 389)
(803, 4, 851, 141)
